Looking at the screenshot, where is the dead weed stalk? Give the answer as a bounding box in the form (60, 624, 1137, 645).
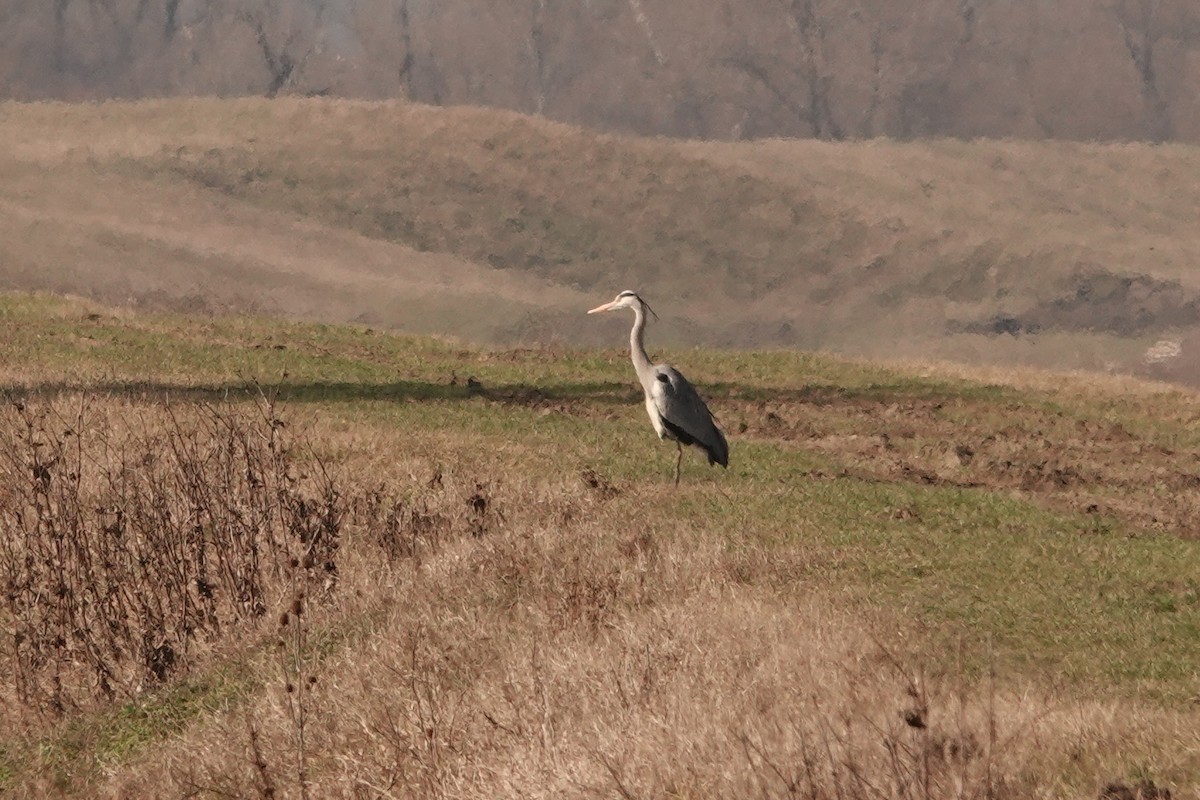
(0, 393, 343, 716)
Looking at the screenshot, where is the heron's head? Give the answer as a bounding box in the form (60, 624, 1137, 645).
(587, 290, 657, 318)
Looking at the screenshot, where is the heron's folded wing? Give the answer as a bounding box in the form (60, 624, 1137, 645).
(650, 366, 720, 448)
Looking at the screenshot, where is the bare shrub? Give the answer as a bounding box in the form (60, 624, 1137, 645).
(0, 394, 344, 716)
(351, 472, 507, 565)
(355, 484, 452, 564)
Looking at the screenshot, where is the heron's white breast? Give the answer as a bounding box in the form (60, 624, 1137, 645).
(644, 396, 666, 439)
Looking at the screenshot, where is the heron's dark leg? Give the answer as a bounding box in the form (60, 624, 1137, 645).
(674, 441, 682, 486)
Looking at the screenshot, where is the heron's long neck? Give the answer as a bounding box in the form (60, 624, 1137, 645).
(630, 303, 654, 384)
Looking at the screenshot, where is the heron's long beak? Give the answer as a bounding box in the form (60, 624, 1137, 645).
(587, 301, 616, 314)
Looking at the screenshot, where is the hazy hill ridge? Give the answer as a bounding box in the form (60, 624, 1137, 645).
(3, 98, 1200, 380)
(3, 0, 1200, 141)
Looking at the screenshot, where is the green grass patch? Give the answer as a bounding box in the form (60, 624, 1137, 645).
(0, 661, 255, 793)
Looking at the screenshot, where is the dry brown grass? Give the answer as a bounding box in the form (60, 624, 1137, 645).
(87, 470, 1200, 800)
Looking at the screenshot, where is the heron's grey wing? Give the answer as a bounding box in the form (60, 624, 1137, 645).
(650, 365, 729, 467)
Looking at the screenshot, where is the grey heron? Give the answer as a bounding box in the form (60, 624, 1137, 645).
(588, 291, 729, 484)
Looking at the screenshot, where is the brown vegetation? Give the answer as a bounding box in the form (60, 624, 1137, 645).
(0, 393, 340, 718)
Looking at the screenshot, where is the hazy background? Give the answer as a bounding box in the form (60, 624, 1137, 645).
(2, 0, 1199, 383)
(4, 0, 1200, 142)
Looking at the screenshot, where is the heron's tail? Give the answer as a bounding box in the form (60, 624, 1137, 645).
(705, 426, 729, 468)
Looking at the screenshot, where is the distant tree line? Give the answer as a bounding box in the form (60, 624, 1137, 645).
(2, 0, 1199, 141)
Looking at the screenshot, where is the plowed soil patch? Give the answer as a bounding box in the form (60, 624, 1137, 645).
(734, 388, 1200, 536)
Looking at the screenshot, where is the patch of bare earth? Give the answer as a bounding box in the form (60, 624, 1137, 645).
(733, 387, 1200, 536)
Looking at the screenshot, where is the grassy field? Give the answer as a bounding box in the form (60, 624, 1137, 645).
(1, 291, 1199, 798)
(3, 98, 1200, 379)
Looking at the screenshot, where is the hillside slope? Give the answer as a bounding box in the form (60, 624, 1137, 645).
(3, 98, 1200, 379)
